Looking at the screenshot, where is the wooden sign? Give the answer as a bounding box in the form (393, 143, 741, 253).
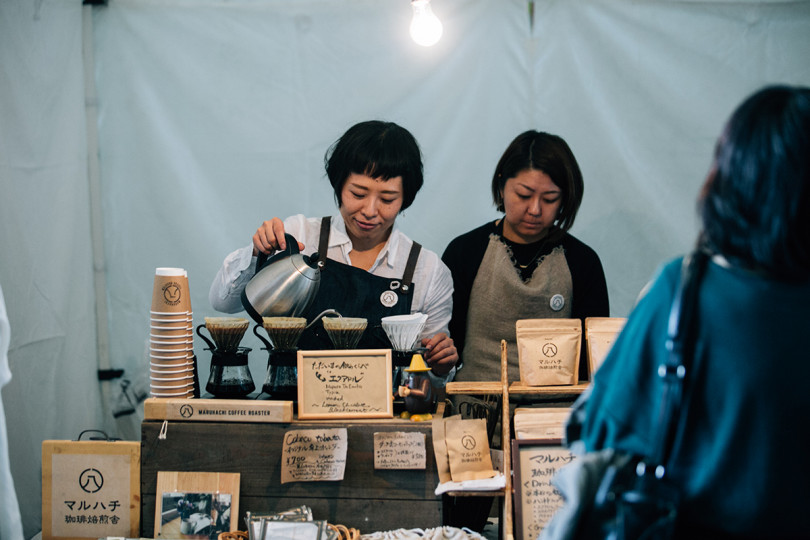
(42, 440, 140, 540)
(143, 397, 293, 423)
(280, 428, 348, 483)
(297, 349, 393, 419)
(373, 431, 426, 470)
(512, 439, 576, 540)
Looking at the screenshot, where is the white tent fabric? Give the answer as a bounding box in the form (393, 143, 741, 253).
(1, 0, 809, 536)
(1, 0, 101, 537)
(0, 285, 23, 540)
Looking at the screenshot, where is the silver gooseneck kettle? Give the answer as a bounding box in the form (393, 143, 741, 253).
(241, 233, 322, 323)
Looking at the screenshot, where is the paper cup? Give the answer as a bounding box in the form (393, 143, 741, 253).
(150, 358, 189, 368)
(149, 338, 193, 347)
(150, 349, 194, 357)
(150, 319, 190, 329)
(150, 375, 194, 384)
(151, 310, 191, 316)
(150, 336, 193, 343)
(150, 326, 189, 338)
(150, 350, 188, 358)
(150, 390, 191, 398)
(150, 386, 187, 393)
(151, 268, 190, 313)
(149, 339, 193, 348)
(150, 368, 192, 377)
(151, 380, 193, 390)
(150, 364, 190, 373)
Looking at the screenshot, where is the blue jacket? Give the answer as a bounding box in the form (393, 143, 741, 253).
(579, 256, 810, 538)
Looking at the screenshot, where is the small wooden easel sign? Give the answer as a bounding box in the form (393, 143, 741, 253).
(296, 349, 393, 419)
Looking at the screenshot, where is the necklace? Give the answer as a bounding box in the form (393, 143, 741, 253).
(496, 221, 551, 280)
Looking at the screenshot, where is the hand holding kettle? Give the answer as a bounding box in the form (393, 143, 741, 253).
(241, 222, 322, 324)
(253, 217, 306, 255)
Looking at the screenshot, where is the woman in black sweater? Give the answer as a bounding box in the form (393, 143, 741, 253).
(442, 130, 609, 383)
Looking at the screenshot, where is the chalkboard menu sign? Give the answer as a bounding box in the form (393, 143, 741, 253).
(297, 349, 393, 419)
(512, 439, 577, 540)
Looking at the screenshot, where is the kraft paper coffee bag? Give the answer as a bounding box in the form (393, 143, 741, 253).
(584, 317, 627, 377)
(516, 319, 581, 386)
(432, 414, 460, 484)
(445, 417, 497, 482)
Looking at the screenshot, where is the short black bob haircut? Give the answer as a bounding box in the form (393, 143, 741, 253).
(324, 120, 424, 211)
(491, 130, 584, 237)
(698, 84, 810, 281)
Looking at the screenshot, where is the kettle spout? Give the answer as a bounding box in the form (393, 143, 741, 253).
(305, 309, 342, 329)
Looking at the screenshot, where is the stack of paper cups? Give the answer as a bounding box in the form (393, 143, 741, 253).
(150, 267, 195, 398)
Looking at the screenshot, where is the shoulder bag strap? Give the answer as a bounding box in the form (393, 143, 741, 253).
(648, 250, 709, 474)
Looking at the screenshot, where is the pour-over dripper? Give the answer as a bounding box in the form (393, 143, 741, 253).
(260, 317, 307, 350)
(253, 318, 307, 400)
(322, 317, 367, 349)
(381, 313, 429, 392)
(381, 313, 428, 351)
(202, 317, 250, 352)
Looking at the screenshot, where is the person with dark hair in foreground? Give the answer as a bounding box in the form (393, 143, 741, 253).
(573, 85, 810, 538)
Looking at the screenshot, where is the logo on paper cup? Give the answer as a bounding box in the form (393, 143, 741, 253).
(162, 281, 183, 305)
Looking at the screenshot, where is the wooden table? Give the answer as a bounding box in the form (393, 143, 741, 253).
(140, 414, 442, 536)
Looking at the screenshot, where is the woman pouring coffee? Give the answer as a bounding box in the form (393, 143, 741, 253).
(209, 120, 457, 380)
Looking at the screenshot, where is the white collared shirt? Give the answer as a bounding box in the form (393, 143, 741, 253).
(209, 214, 454, 341)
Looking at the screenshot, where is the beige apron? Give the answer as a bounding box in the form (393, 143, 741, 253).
(455, 234, 573, 382)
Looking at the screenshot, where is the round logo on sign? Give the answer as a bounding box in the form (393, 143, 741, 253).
(79, 468, 104, 493)
(550, 294, 565, 312)
(380, 290, 398, 308)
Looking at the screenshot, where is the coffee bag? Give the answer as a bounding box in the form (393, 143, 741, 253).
(584, 317, 627, 377)
(445, 417, 497, 482)
(516, 319, 581, 386)
(431, 414, 459, 484)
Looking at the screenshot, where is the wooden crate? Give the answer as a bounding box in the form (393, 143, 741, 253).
(141, 418, 442, 535)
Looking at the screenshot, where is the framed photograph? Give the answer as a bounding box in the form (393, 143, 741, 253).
(512, 439, 576, 540)
(297, 349, 393, 419)
(153, 471, 240, 539)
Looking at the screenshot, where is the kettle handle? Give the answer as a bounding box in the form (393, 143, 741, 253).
(254, 233, 300, 274)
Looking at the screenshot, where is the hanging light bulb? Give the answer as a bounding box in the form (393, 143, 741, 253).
(410, 0, 443, 47)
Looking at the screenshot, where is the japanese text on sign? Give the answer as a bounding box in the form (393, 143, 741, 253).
(281, 428, 348, 483)
(297, 350, 392, 419)
(373, 432, 426, 469)
(516, 445, 576, 540)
